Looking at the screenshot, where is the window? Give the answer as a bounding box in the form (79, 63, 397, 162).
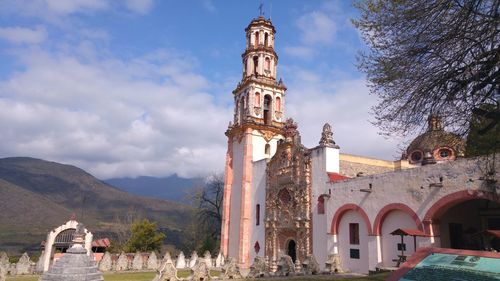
(255, 92, 261, 106)
(256, 204, 260, 226)
(349, 223, 360, 245)
(263, 95, 272, 124)
(439, 148, 452, 158)
(317, 196, 325, 214)
(410, 151, 422, 162)
(255, 31, 259, 45)
(265, 57, 271, 71)
(253, 56, 259, 75)
(265, 144, 270, 156)
(350, 249, 360, 259)
(264, 32, 269, 46)
(276, 97, 281, 112)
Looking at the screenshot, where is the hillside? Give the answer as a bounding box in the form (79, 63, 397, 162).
(0, 157, 194, 254)
(105, 175, 202, 203)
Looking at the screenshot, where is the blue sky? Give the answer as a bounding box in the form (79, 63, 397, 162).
(0, 0, 405, 179)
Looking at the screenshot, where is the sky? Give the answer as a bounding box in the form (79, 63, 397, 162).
(0, 0, 407, 179)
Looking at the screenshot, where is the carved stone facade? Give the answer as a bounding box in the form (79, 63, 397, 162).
(265, 119, 312, 263)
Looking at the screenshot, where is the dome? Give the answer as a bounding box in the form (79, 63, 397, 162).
(406, 116, 465, 164)
(40, 224, 103, 281)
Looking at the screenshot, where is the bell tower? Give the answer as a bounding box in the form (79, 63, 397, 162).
(220, 16, 287, 268)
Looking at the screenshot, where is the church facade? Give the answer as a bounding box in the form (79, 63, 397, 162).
(220, 16, 500, 274)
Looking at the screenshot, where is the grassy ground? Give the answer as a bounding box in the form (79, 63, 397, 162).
(6, 271, 390, 281)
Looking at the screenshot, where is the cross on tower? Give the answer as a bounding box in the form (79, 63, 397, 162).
(259, 2, 264, 16)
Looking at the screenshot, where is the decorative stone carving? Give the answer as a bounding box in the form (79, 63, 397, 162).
(191, 258, 211, 281)
(265, 119, 313, 263)
(222, 257, 242, 279)
(188, 251, 198, 268)
(98, 252, 112, 272)
(115, 252, 129, 271)
(319, 123, 339, 148)
(294, 259, 302, 274)
(276, 255, 294, 277)
(215, 252, 224, 268)
(175, 252, 186, 269)
(148, 251, 159, 270)
(202, 251, 212, 268)
(324, 254, 343, 274)
(248, 256, 268, 278)
(154, 253, 178, 281)
(254, 106, 262, 116)
(301, 255, 319, 275)
(15, 253, 31, 275)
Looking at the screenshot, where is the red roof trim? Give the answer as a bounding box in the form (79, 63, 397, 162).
(327, 172, 349, 182)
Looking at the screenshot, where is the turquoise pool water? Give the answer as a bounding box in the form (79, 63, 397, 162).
(400, 253, 500, 280)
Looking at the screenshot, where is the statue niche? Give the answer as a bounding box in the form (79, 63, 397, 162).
(265, 118, 312, 265)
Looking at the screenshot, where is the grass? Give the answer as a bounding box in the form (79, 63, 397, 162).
(6, 271, 390, 281)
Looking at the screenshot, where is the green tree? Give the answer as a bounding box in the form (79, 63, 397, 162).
(466, 105, 500, 156)
(353, 0, 499, 137)
(123, 219, 165, 252)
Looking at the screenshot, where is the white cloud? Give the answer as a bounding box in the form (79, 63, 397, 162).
(0, 26, 47, 44)
(125, 0, 154, 14)
(297, 11, 337, 45)
(45, 0, 109, 14)
(0, 46, 231, 179)
(284, 68, 402, 160)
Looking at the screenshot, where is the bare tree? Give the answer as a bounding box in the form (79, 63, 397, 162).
(197, 173, 224, 239)
(353, 0, 499, 137)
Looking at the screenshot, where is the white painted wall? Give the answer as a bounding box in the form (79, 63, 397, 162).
(251, 131, 281, 162)
(250, 159, 267, 262)
(380, 210, 420, 267)
(338, 211, 370, 274)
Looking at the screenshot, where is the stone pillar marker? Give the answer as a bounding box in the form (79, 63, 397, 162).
(98, 252, 112, 272)
(147, 251, 158, 270)
(175, 252, 186, 269)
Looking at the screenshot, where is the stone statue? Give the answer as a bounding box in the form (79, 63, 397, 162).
(222, 257, 242, 279)
(301, 255, 319, 275)
(319, 123, 339, 148)
(153, 253, 178, 281)
(248, 256, 268, 278)
(324, 254, 343, 274)
(276, 255, 294, 276)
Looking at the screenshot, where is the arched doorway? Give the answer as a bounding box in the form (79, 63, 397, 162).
(287, 239, 297, 262)
(438, 199, 500, 251)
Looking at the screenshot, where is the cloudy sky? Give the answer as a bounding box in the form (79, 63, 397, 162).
(0, 0, 407, 179)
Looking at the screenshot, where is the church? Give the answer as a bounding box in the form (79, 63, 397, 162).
(220, 16, 500, 274)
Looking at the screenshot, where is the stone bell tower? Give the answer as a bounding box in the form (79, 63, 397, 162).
(220, 15, 287, 268)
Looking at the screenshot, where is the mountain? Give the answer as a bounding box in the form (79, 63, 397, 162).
(105, 175, 202, 203)
(0, 157, 194, 254)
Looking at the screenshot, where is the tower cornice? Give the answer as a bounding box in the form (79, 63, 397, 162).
(225, 121, 284, 139)
(232, 76, 287, 94)
(241, 45, 278, 60)
(245, 16, 276, 33)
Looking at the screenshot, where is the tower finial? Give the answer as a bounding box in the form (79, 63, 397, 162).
(259, 1, 264, 17)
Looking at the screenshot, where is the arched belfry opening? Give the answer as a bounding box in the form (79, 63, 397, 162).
(263, 95, 272, 125)
(253, 56, 259, 76)
(264, 32, 269, 46)
(255, 31, 259, 45)
(287, 239, 297, 262)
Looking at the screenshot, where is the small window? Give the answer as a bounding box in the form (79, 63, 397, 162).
(410, 151, 422, 162)
(264, 144, 270, 156)
(276, 97, 281, 112)
(264, 32, 269, 46)
(317, 196, 325, 215)
(350, 249, 360, 259)
(255, 92, 261, 106)
(256, 204, 260, 226)
(265, 57, 271, 71)
(253, 56, 259, 75)
(255, 31, 259, 45)
(349, 223, 360, 245)
(439, 148, 452, 158)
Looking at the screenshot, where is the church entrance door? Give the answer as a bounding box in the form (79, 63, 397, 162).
(287, 240, 297, 262)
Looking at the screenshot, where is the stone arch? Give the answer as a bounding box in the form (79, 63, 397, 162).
(373, 203, 423, 236)
(423, 190, 499, 236)
(41, 220, 93, 271)
(331, 204, 373, 235)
